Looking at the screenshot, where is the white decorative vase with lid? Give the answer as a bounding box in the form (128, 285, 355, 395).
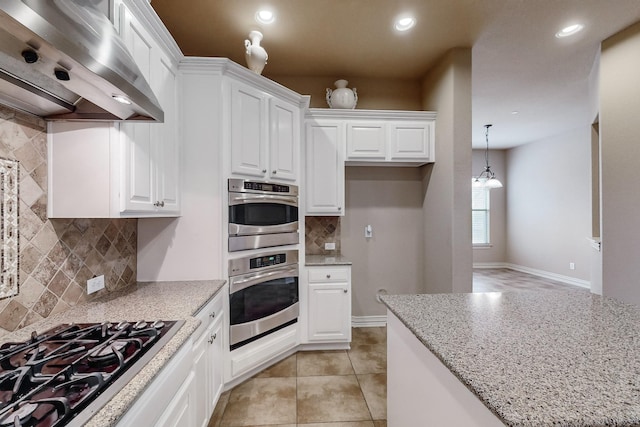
(326, 79, 358, 109)
(245, 31, 268, 75)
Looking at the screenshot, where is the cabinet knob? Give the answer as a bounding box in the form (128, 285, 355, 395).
(209, 311, 216, 319)
(154, 201, 165, 208)
(343, 289, 348, 293)
(272, 170, 277, 174)
(337, 207, 342, 211)
(208, 333, 217, 344)
(262, 169, 267, 173)
(326, 274, 331, 279)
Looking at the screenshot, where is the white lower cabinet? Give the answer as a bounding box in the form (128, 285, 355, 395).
(307, 266, 352, 342)
(193, 290, 225, 427)
(155, 371, 196, 427)
(116, 340, 194, 426)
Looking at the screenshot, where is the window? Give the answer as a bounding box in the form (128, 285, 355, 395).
(472, 180, 490, 245)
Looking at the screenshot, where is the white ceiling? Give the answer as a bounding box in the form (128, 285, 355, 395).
(151, 0, 640, 149)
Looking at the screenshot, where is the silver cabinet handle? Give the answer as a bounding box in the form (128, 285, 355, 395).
(337, 207, 342, 211)
(209, 311, 216, 319)
(272, 170, 277, 174)
(208, 333, 217, 344)
(262, 169, 267, 173)
(326, 274, 331, 279)
(154, 201, 165, 207)
(343, 289, 348, 293)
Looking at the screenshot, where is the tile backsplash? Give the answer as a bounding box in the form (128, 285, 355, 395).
(305, 216, 341, 255)
(0, 106, 137, 336)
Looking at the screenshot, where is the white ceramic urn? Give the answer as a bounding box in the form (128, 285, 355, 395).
(326, 79, 358, 109)
(245, 31, 268, 75)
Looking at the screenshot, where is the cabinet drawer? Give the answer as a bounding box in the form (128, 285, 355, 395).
(308, 267, 350, 283)
(194, 291, 224, 336)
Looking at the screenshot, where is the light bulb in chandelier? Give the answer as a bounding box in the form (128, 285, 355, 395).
(473, 124, 503, 189)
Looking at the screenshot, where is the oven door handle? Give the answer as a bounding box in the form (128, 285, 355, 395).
(228, 193, 299, 207)
(230, 265, 299, 295)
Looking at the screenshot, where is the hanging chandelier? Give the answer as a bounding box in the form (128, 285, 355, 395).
(473, 124, 503, 189)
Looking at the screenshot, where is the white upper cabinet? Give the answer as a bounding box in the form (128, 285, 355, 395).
(47, 0, 180, 218)
(346, 122, 386, 160)
(230, 80, 268, 178)
(229, 80, 301, 183)
(305, 120, 345, 216)
(119, 1, 180, 214)
(388, 121, 434, 161)
(269, 97, 300, 181)
(309, 109, 436, 166)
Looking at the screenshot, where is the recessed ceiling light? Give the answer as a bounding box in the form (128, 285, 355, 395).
(255, 9, 275, 25)
(394, 16, 416, 32)
(511, 111, 519, 115)
(555, 24, 584, 38)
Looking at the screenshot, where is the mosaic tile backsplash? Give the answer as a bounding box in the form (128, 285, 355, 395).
(305, 216, 341, 255)
(0, 106, 137, 336)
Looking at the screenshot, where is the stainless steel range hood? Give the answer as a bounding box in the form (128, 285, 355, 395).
(0, 0, 163, 122)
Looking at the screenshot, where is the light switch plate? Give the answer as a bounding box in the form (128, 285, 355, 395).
(87, 275, 105, 294)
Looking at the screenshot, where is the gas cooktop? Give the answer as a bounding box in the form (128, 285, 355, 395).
(0, 320, 183, 427)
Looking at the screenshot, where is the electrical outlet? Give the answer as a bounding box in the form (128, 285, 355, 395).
(324, 242, 336, 250)
(365, 225, 373, 238)
(87, 275, 105, 294)
(569, 262, 575, 270)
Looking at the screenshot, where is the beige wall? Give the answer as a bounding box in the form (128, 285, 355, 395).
(271, 76, 423, 110)
(505, 127, 592, 281)
(600, 21, 640, 305)
(420, 48, 473, 293)
(472, 149, 507, 264)
(0, 107, 137, 336)
(341, 167, 425, 317)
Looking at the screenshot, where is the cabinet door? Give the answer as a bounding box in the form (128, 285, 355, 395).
(389, 121, 434, 161)
(231, 81, 268, 178)
(269, 97, 300, 182)
(305, 121, 345, 216)
(308, 283, 351, 341)
(210, 314, 224, 404)
(346, 122, 386, 160)
(119, 4, 156, 212)
(192, 325, 212, 427)
(152, 51, 180, 213)
(155, 371, 196, 427)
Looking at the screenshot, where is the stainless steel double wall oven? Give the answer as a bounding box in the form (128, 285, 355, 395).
(227, 179, 299, 350)
(228, 178, 298, 252)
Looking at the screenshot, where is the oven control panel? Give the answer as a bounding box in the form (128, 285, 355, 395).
(250, 253, 286, 269)
(229, 249, 298, 277)
(228, 178, 298, 196)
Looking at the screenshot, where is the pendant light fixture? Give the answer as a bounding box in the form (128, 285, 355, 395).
(473, 124, 503, 189)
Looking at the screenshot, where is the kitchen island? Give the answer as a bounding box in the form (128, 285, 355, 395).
(381, 290, 640, 427)
(0, 279, 226, 427)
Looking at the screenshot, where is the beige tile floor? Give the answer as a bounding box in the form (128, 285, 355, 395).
(208, 327, 387, 427)
(208, 268, 580, 427)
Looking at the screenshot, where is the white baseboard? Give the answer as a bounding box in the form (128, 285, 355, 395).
(351, 315, 387, 327)
(472, 262, 509, 269)
(473, 262, 590, 289)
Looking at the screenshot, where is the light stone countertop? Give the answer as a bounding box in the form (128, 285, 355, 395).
(305, 254, 352, 266)
(381, 290, 640, 427)
(1, 280, 226, 427)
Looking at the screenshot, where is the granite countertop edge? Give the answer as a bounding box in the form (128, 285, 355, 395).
(1, 279, 227, 427)
(305, 254, 352, 266)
